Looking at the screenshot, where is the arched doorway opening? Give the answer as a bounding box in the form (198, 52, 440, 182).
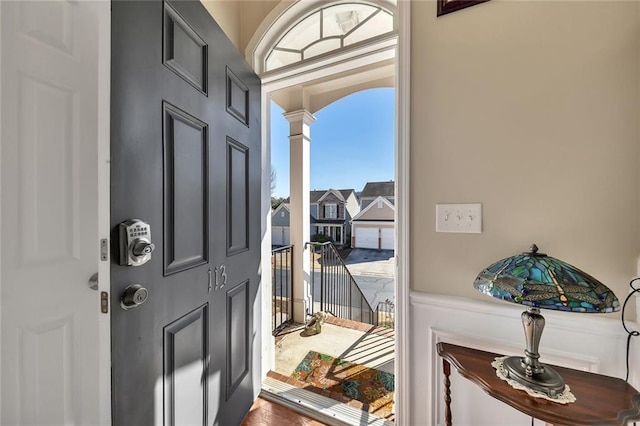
(247, 1, 410, 422)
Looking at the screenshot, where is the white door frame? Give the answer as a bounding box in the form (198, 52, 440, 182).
(256, 0, 411, 422)
(96, 1, 112, 423)
(395, 2, 411, 419)
(0, 3, 4, 418)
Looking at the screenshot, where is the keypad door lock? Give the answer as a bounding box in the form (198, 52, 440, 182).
(119, 219, 155, 266)
(120, 284, 149, 310)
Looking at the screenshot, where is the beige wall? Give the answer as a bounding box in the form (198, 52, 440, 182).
(201, 0, 282, 55)
(201, 1, 241, 48)
(206, 0, 640, 309)
(411, 0, 640, 306)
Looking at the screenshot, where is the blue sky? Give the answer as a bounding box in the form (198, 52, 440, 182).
(270, 88, 395, 198)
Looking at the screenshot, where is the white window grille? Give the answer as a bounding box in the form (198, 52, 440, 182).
(265, 3, 394, 72)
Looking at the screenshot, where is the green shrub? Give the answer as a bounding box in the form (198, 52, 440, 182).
(310, 233, 333, 243)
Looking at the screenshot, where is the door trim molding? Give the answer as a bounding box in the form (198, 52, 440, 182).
(395, 0, 411, 423)
(0, 3, 4, 419)
(260, 88, 275, 383)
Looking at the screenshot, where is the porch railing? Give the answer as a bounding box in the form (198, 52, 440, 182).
(307, 242, 376, 325)
(272, 245, 293, 335)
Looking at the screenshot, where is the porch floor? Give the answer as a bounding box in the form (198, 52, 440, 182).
(274, 318, 395, 376)
(270, 316, 395, 423)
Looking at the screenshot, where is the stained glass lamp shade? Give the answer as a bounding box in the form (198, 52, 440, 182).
(474, 244, 620, 398)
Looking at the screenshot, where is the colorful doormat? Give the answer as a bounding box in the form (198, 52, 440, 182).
(290, 350, 395, 420)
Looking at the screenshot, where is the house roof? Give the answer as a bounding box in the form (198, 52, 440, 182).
(352, 195, 395, 221)
(310, 188, 357, 203)
(271, 203, 290, 215)
(273, 204, 318, 223)
(360, 181, 394, 198)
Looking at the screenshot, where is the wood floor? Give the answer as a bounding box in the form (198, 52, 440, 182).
(242, 396, 328, 426)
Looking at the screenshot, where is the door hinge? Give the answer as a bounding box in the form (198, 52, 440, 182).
(100, 238, 109, 261)
(101, 291, 109, 314)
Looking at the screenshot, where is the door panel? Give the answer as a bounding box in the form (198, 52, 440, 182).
(164, 304, 208, 426)
(163, 2, 207, 94)
(226, 281, 249, 398)
(111, 1, 261, 424)
(163, 102, 209, 274)
(227, 138, 249, 255)
(226, 68, 249, 126)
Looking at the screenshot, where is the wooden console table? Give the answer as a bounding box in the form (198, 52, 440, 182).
(436, 342, 640, 426)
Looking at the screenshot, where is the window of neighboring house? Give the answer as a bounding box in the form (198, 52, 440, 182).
(281, 211, 285, 217)
(325, 203, 337, 219)
(377, 199, 383, 208)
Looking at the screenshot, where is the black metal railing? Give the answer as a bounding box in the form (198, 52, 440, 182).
(307, 242, 376, 325)
(272, 245, 293, 335)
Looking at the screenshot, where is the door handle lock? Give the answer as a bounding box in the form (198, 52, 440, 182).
(120, 284, 149, 310)
(118, 219, 154, 266)
(132, 240, 155, 258)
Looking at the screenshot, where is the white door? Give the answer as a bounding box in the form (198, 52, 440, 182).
(381, 227, 394, 250)
(355, 227, 379, 249)
(1, 1, 107, 424)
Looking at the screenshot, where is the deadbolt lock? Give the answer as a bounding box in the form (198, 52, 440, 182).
(120, 284, 149, 310)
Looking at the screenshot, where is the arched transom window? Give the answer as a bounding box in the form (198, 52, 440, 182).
(265, 2, 394, 72)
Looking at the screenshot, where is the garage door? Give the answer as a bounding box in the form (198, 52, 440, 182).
(272, 226, 290, 246)
(355, 227, 378, 249)
(381, 227, 394, 250)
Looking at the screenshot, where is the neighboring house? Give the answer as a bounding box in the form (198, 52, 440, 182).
(358, 180, 395, 210)
(352, 181, 395, 250)
(311, 189, 359, 245)
(271, 203, 291, 246)
(271, 189, 359, 246)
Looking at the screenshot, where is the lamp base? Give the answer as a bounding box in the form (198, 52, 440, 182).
(502, 356, 565, 398)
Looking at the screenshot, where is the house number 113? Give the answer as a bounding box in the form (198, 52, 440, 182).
(208, 265, 227, 292)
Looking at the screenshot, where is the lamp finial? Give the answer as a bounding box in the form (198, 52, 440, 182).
(525, 244, 546, 257)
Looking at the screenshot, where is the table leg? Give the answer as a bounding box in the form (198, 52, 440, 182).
(443, 358, 452, 426)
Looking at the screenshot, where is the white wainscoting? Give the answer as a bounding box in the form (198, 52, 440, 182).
(410, 291, 640, 426)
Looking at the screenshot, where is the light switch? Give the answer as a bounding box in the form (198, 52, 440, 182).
(436, 203, 482, 233)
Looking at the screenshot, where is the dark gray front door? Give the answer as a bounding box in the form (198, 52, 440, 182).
(110, 1, 261, 424)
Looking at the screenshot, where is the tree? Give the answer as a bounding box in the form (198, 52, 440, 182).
(271, 196, 285, 209)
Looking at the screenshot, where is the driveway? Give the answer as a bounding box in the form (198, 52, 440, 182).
(344, 248, 395, 276)
(343, 249, 395, 308)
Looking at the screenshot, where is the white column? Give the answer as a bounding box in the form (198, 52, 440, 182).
(283, 109, 315, 323)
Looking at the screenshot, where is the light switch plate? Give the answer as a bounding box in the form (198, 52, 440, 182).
(436, 203, 482, 233)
